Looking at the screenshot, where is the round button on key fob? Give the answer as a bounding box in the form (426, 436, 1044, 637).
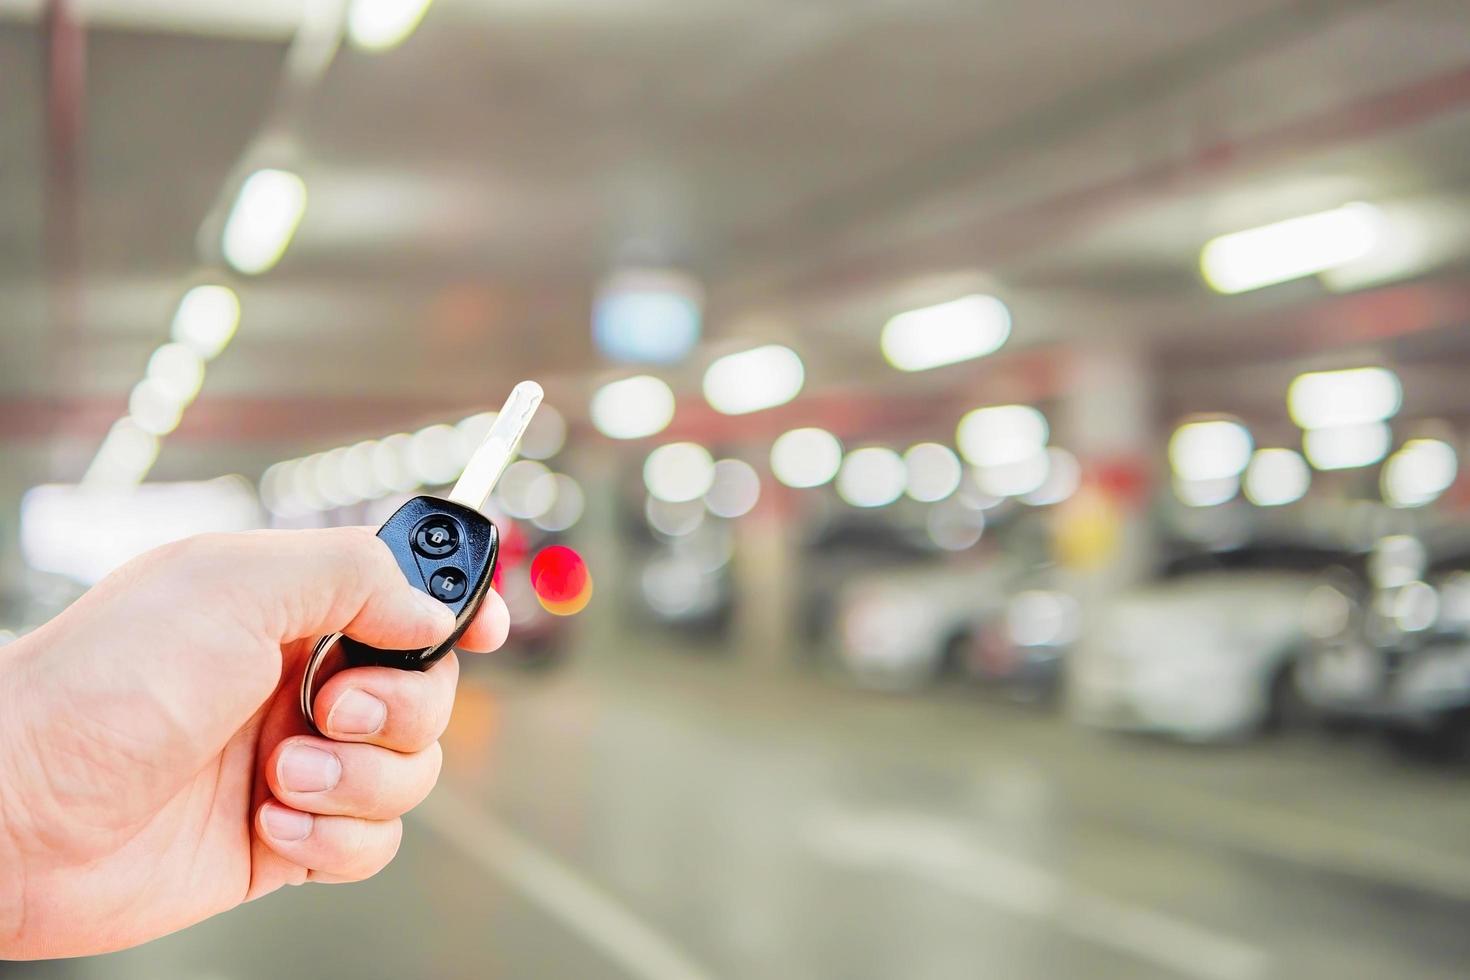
(337, 496, 498, 671)
(413, 517, 461, 558)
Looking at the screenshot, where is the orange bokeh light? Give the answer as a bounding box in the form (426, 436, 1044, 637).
(530, 545, 592, 616)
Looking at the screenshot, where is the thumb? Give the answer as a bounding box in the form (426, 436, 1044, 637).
(211, 527, 456, 649)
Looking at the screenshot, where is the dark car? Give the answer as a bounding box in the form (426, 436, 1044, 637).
(1297, 535, 1470, 759)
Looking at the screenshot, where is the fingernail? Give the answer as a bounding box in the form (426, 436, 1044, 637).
(326, 688, 387, 736)
(278, 744, 342, 793)
(262, 803, 313, 842)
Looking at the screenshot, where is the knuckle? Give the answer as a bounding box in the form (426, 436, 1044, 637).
(339, 816, 372, 865)
(318, 529, 399, 630)
(338, 529, 396, 579)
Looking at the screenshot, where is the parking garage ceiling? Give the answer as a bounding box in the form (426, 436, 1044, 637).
(2, 0, 1470, 472)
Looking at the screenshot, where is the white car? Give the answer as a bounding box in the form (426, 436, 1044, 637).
(1072, 547, 1360, 742)
(835, 560, 1023, 692)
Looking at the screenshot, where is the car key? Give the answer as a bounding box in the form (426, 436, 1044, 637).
(299, 380, 543, 733)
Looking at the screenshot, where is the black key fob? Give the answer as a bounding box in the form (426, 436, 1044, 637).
(300, 379, 541, 733)
(339, 495, 500, 671)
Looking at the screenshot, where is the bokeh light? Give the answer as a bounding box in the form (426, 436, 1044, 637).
(703, 345, 805, 415)
(837, 448, 907, 508)
(903, 443, 962, 502)
(530, 545, 592, 616)
(534, 474, 586, 532)
(770, 427, 843, 489)
(1288, 366, 1402, 430)
(956, 405, 1048, 467)
(1168, 419, 1252, 482)
(644, 442, 717, 503)
(704, 458, 762, 518)
(496, 459, 558, 520)
(1023, 448, 1081, 506)
(591, 375, 677, 440)
(1244, 448, 1310, 507)
(975, 450, 1050, 498)
(1383, 438, 1459, 508)
(1303, 421, 1391, 471)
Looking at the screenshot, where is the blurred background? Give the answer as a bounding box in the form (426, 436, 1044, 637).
(5, 0, 1470, 977)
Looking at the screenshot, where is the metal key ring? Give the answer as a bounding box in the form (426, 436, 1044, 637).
(299, 632, 346, 735)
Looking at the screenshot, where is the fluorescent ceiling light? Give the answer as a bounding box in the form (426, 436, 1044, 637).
(1175, 476, 1240, 508)
(534, 475, 586, 532)
(644, 443, 716, 503)
(1200, 203, 1383, 294)
(519, 403, 567, 460)
(1023, 448, 1080, 507)
(881, 294, 1010, 372)
(703, 345, 805, 416)
(83, 419, 161, 488)
(348, 0, 434, 52)
(145, 343, 206, 405)
(128, 379, 186, 436)
(590, 375, 676, 440)
(406, 423, 463, 486)
(1243, 448, 1310, 507)
(836, 448, 907, 509)
(975, 450, 1050, 498)
(956, 405, 1047, 467)
(21, 477, 261, 585)
(495, 460, 557, 521)
(340, 441, 382, 502)
(704, 459, 761, 519)
(373, 434, 419, 494)
(171, 285, 240, 359)
(770, 428, 843, 489)
(1382, 439, 1458, 508)
(593, 268, 703, 364)
(1303, 422, 1391, 471)
(902, 443, 962, 503)
(222, 168, 307, 275)
(1287, 367, 1401, 430)
(1168, 420, 1252, 482)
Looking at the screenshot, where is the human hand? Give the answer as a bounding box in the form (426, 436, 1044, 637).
(0, 527, 510, 959)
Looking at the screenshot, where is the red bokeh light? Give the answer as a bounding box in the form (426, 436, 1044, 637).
(530, 545, 590, 605)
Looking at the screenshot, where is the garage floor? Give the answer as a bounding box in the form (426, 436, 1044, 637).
(12, 644, 1470, 980)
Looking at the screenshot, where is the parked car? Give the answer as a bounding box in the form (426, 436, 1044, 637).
(834, 557, 1027, 692)
(963, 585, 1079, 703)
(1072, 542, 1366, 742)
(1297, 536, 1470, 759)
(636, 544, 736, 638)
(798, 514, 937, 655)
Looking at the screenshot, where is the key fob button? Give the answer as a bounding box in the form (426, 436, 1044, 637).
(429, 567, 468, 602)
(413, 517, 460, 558)
(336, 496, 497, 674)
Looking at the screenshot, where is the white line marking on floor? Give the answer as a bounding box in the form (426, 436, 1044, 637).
(417, 787, 718, 980)
(803, 807, 1269, 980)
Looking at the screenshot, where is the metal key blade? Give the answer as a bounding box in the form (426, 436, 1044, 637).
(447, 380, 544, 512)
